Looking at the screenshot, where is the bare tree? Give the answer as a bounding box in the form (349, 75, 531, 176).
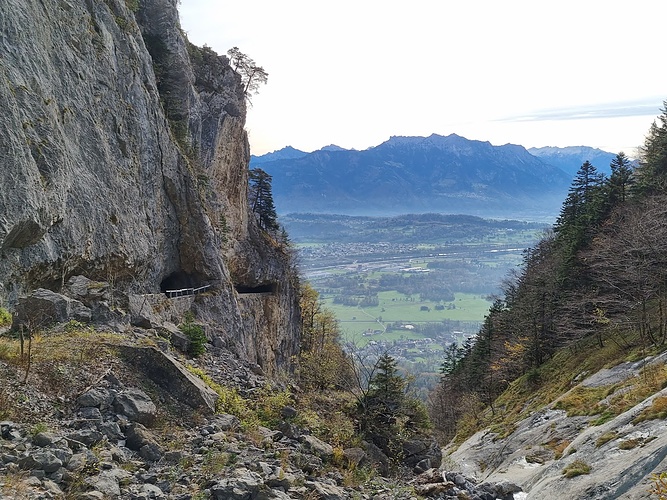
(586, 196, 667, 346)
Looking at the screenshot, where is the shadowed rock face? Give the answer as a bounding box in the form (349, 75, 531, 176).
(0, 0, 300, 374)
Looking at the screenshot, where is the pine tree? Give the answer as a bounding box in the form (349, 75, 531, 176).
(634, 103, 667, 195)
(554, 161, 606, 265)
(607, 152, 634, 206)
(357, 354, 407, 452)
(249, 168, 279, 232)
(367, 354, 406, 413)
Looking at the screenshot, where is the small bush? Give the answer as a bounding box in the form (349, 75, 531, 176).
(0, 308, 11, 327)
(251, 386, 292, 428)
(64, 320, 87, 333)
(179, 319, 207, 357)
(562, 459, 591, 478)
(30, 423, 48, 436)
(185, 364, 249, 421)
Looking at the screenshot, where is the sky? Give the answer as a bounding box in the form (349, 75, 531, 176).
(178, 1, 667, 157)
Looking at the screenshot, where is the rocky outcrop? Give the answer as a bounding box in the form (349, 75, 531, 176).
(448, 353, 667, 499)
(118, 345, 219, 413)
(0, 0, 300, 373)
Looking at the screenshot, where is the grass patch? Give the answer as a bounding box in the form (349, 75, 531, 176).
(618, 438, 642, 450)
(633, 395, 667, 424)
(184, 364, 250, 423)
(543, 438, 571, 459)
(553, 385, 614, 416)
(327, 292, 491, 326)
(562, 459, 591, 478)
(184, 364, 295, 431)
(595, 431, 618, 447)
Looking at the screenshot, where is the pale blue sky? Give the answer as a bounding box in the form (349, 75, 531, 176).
(179, 0, 666, 156)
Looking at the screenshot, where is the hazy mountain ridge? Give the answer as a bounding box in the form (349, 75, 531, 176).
(250, 145, 308, 165)
(252, 134, 575, 218)
(528, 145, 620, 175)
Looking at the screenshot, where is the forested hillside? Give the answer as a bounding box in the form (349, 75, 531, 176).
(432, 103, 667, 442)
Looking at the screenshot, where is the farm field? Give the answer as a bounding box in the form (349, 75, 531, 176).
(284, 212, 548, 397)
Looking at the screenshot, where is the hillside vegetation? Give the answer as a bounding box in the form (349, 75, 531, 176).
(431, 103, 667, 489)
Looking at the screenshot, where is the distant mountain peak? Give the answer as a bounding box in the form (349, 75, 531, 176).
(380, 133, 490, 150)
(318, 144, 348, 152)
(250, 146, 308, 166)
(528, 145, 618, 175)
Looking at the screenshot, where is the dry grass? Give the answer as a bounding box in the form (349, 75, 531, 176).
(595, 431, 618, 448)
(0, 326, 125, 422)
(633, 395, 667, 424)
(562, 459, 591, 478)
(543, 438, 571, 460)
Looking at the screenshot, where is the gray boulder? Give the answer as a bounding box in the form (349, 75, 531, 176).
(64, 275, 110, 306)
(118, 346, 218, 413)
(402, 437, 442, 472)
(67, 429, 104, 448)
(305, 481, 348, 500)
(210, 468, 266, 499)
(299, 434, 334, 460)
(113, 388, 157, 426)
(212, 414, 241, 431)
(125, 423, 163, 462)
(77, 387, 115, 409)
(12, 288, 91, 329)
(362, 441, 389, 476)
(18, 450, 63, 473)
(31, 432, 58, 447)
(156, 322, 191, 353)
(84, 468, 132, 498)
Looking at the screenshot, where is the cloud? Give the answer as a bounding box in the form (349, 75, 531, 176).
(500, 99, 664, 123)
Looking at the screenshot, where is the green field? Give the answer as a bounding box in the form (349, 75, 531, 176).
(323, 291, 491, 323)
(323, 291, 491, 346)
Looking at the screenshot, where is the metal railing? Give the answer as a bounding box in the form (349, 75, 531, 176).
(164, 284, 211, 298)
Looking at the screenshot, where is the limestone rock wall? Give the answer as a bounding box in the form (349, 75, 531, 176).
(0, 0, 300, 374)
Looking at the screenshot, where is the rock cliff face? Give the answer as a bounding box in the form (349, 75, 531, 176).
(0, 0, 299, 373)
(448, 353, 667, 499)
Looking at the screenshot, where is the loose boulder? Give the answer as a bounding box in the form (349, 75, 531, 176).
(12, 288, 91, 329)
(113, 388, 157, 426)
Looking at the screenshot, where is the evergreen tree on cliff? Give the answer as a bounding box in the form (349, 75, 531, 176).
(249, 168, 279, 232)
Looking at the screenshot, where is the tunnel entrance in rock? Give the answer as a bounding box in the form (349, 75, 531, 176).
(160, 271, 196, 293)
(235, 283, 277, 294)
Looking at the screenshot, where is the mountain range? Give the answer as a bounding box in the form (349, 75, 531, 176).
(251, 135, 618, 218)
(528, 145, 619, 176)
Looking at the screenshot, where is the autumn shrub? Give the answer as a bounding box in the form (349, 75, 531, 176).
(184, 364, 249, 423)
(250, 385, 292, 428)
(562, 459, 591, 478)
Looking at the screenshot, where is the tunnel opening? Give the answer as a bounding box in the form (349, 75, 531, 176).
(160, 271, 196, 292)
(235, 282, 277, 294)
(159, 271, 212, 298)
